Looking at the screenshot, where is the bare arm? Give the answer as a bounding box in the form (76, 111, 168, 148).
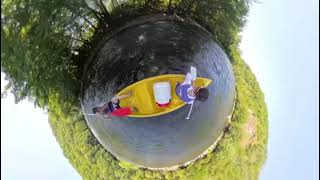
(114, 92, 132, 100)
(102, 113, 111, 118)
(101, 102, 109, 109)
(181, 73, 193, 85)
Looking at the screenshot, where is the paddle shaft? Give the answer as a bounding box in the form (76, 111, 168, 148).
(186, 66, 197, 119)
(83, 113, 112, 119)
(185, 102, 194, 119)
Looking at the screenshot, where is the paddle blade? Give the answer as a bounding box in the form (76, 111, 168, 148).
(190, 66, 197, 80)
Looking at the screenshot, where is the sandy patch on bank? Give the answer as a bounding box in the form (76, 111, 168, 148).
(240, 109, 257, 148)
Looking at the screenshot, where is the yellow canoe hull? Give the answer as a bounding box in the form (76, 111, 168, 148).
(116, 74, 213, 117)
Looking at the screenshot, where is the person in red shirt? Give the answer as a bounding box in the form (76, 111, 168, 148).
(92, 92, 136, 117)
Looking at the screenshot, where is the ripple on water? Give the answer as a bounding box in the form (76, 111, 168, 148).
(81, 19, 235, 168)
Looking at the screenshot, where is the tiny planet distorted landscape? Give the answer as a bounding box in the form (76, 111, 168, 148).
(1, 0, 268, 179)
(81, 17, 236, 169)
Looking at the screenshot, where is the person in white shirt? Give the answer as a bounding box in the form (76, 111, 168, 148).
(175, 72, 209, 104)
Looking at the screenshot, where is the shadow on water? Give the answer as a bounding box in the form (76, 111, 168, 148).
(81, 18, 235, 168)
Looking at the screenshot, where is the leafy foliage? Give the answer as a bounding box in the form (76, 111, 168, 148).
(48, 45, 268, 179)
(1, 0, 108, 106)
(167, 0, 251, 49)
(1, 0, 267, 179)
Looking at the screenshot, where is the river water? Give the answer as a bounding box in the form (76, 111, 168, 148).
(81, 18, 235, 168)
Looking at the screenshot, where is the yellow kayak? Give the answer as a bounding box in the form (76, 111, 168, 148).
(116, 74, 213, 117)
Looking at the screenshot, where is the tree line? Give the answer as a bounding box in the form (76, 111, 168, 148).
(1, 0, 251, 107)
(1, 0, 267, 179)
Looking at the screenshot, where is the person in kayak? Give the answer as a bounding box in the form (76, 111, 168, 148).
(92, 92, 136, 117)
(175, 72, 209, 104)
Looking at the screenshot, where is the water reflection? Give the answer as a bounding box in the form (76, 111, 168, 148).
(81, 19, 235, 168)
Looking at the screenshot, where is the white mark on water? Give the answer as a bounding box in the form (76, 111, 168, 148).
(137, 33, 146, 43)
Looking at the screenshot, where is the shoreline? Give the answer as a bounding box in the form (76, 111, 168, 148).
(136, 92, 237, 171)
(81, 14, 237, 172)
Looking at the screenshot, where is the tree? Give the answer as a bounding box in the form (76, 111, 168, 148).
(1, 0, 103, 107)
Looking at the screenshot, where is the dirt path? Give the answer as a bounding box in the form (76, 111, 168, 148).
(241, 109, 257, 148)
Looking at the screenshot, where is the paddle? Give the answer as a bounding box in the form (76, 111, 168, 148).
(186, 66, 197, 119)
(83, 114, 96, 116)
(83, 113, 112, 119)
(190, 66, 197, 80)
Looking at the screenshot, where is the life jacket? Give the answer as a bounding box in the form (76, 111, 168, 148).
(175, 83, 194, 103)
(111, 107, 132, 116)
(103, 101, 132, 117)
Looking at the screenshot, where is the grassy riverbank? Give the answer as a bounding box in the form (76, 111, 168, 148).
(2, 0, 268, 179)
(47, 41, 267, 179)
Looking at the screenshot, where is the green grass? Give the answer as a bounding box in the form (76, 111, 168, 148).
(2, 0, 268, 179)
(48, 41, 268, 179)
(47, 2, 268, 179)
